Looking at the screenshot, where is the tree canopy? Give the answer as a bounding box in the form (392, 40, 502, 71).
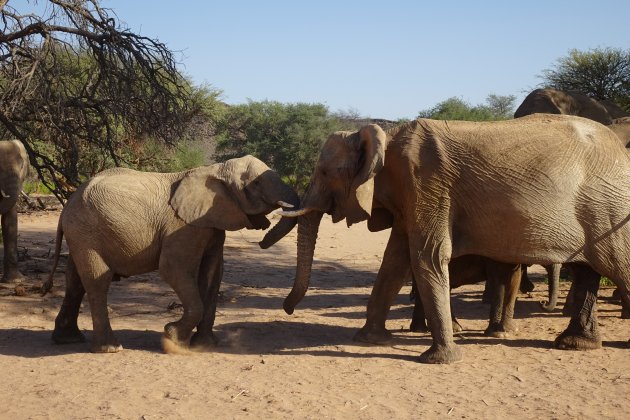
(418, 95, 517, 121)
(215, 101, 349, 192)
(540, 47, 630, 111)
(0, 0, 218, 200)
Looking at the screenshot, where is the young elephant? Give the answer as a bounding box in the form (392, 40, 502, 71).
(0, 140, 29, 283)
(44, 155, 298, 353)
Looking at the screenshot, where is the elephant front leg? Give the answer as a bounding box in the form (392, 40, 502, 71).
(190, 232, 225, 351)
(554, 264, 601, 350)
(410, 238, 461, 364)
(1, 207, 24, 283)
(354, 228, 410, 345)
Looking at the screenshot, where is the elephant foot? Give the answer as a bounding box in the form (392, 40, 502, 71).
(418, 342, 462, 364)
(554, 330, 601, 350)
(52, 326, 86, 344)
(353, 325, 393, 345)
(540, 300, 557, 312)
(189, 331, 219, 352)
(484, 322, 517, 338)
(91, 342, 123, 353)
(1, 271, 25, 284)
(410, 318, 428, 333)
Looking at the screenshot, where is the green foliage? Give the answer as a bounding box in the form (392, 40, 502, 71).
(215, 101, 351, 192)
(540, 47, 630, 111)
(600, 277, 615, 287)
(22, 180, 54, 195)
(418, 95, 516, 121)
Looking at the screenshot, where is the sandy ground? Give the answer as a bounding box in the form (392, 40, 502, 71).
(0, 209, 628, 419)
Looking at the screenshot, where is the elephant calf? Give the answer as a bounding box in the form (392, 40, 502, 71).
(44, 155, 298, 353)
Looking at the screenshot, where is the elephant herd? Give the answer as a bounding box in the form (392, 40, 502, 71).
(1, 88, 629, 364)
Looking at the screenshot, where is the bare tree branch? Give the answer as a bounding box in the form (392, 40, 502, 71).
(0, 0, 198, 200)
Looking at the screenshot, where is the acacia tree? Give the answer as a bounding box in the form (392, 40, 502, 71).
(540, 47, 630, 111)
(0, 0, 199, 200)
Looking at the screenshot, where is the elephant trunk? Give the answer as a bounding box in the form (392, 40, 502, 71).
(259, 184, 300, 249)
(283, 210, 323, 314)
(541, 263, 561, 311)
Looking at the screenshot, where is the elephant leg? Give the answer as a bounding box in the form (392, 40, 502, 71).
(541, 264, 561, 312)
(519, 265, 535, 293)
(561, 278, 575, 317)
(1, 206, 24, 283)
(190, 232, 225, 351)
(411, 281, 460, 333)
(354, 227, 410, 344)
(409, 235, 461, 364)
(485, 262, 521, 338)
(554, 264, 601, 350)
(160, 265, 204, 351)
(410, 278, 429, 333)
(52, 256, 86, 344)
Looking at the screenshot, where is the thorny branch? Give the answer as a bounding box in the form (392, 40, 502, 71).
(0, 0, 196, 201)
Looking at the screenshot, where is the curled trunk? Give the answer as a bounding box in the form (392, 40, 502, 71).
(258, 184, 300, 249)
(283, 211, 323, 314)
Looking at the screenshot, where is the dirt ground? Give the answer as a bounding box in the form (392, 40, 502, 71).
(0, 209, 628, 419)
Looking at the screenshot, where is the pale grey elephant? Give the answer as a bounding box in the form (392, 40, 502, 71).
(279, 114, 630, 364)
(514, 88, 629, 124)
(44, 155, 298, 353)
(0, 140, 29, 283)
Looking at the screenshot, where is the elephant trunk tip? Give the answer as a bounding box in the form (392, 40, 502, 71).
(283, 300, 295, 315)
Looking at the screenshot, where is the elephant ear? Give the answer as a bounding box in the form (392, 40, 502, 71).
(170, 168, 253, 231)
(345, 124, 387, 226)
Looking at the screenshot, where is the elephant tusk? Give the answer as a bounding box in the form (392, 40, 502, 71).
(1, 190, 10, 199)
(276, 200, 295, 209)
(277, 208, 312, 218)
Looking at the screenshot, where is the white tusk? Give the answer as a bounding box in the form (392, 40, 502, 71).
(277, 208, 312, 217)
(276, 200, 295, 208)
(1, 190, 10, 199)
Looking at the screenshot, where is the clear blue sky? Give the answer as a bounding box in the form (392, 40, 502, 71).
(98, 0, 630, 120)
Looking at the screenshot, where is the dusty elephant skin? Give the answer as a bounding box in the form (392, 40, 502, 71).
(279, 114, 630, 364)
(44, 155, 298, 353)
(0, 140, 29, 283)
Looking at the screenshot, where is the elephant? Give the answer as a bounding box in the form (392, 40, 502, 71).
(406, 256, 523, 339)
(43, 155, 299, 353)
(278, 114, 630, 364)
(514, 88, 629, 124)
(0, 140, 29, 283)
(608, 117, 630, 147)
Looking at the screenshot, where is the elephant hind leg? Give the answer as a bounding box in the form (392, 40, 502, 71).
(52, 255, 86, 344)
(554, 264, 601, 350)
(72, 251, 121, 353)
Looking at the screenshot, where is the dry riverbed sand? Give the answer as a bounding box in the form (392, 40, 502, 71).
(0, 209, 628, 419)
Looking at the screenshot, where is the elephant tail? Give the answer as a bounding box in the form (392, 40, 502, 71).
(40, 217, 64, 296)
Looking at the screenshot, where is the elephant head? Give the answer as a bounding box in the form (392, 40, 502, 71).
(278, 125, 388, 313)
(169, 155, 299, 243)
